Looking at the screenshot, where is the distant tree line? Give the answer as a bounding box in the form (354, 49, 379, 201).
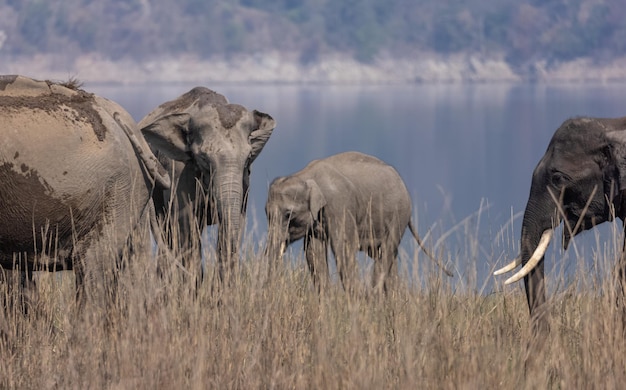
(1, 0, 624, 69)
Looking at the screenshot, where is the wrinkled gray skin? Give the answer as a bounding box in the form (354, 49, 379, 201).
(0, 75, 169, 305)
(514, 116, 626, 333)
(265, 151, 452, 293)
(139, 87, 275, 281)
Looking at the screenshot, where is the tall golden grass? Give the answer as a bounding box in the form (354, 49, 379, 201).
(2, 212, 626, 389)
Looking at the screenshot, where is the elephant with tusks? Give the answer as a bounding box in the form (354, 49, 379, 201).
(139, 87, 275, 282)
(0, 75, 170, 308)
(494, 116, 626, 334)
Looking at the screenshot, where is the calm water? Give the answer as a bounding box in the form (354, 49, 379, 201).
(92, 82, 626, 288)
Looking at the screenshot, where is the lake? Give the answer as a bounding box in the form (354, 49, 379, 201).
(91, 82, 626, 290)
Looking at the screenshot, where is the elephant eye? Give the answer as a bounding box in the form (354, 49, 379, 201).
(551, 172, 570, 188)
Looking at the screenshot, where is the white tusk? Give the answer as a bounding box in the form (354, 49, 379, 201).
(493, 256, 521, 275)
(504, 229, 552, 285)
(279, 242, 286, 258)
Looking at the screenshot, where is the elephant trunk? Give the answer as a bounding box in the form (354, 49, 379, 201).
(494, 189, 556, 333)
(517, 195, 557, 331)
(214, 169, 244, 280)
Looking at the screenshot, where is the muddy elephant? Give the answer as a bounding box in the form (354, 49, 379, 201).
(0, 75, 170, 305)
(139, 87, 275, 281)
(494, 116, 626, 333)
(264, 151, 453, 293)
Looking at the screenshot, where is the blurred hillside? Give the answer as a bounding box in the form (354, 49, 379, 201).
(1, 0, 626, 83)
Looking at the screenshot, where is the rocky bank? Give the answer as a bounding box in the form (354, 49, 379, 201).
(4, 52, 626, 84)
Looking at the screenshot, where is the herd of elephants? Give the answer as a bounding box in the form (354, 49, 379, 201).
(2, 74, 626, 333)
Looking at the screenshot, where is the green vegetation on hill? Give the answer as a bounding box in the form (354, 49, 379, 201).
(1, 0, 625, 69)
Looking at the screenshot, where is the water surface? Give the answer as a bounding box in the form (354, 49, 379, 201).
(92, 82, 626, 289)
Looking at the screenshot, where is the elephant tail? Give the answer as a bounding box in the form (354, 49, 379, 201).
(113, 112, 171, 190)
(408, 221, 454, 277)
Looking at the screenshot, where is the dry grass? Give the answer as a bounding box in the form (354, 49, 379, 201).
(2, 219, 626, 390)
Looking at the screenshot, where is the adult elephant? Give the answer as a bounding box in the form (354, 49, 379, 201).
(494, 116, 626, 333)
(264, 151, 453, 293)
(139, 87, 275, 281)
(0, 75, 170, 305)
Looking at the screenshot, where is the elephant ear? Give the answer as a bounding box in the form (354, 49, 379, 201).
(306, 179, 326, 219)
(140, 113, 192, 161)
(249, 110, 276, 164)
(604, 128, 626, 193)
(139, 87, 229, 161)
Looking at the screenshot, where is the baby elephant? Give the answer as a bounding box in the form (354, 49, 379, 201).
(265, 151, 453, 292)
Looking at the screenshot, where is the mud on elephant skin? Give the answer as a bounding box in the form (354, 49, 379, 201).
(139, 87, 275, 282)
(0, 75, 169, 306)
(494, 116, 626, 333)
(264, 151, 453, 293)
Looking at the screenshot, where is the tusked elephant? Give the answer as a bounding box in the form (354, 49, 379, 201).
(0, 75, 170, 305)
(264, 151, 453, 293)
(494, 116, 626, 333)
(139, 87, 275, 281)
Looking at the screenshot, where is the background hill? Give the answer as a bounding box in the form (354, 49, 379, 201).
(2, 0, 626, 83)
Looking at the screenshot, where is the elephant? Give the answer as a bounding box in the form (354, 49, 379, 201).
(139, 87, 275, 281)
(494, 116, 626, 333)
(264, 151, 453, 293)
(0, 75, 170, 306)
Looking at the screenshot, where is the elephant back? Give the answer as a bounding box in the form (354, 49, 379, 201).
(319, 151, 412, 219)
(0, 75, 82, 98)
(138, 86, 228, 128)
(0, 75, 150, 268)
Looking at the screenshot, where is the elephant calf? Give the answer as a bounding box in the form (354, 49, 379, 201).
(265, 151, 453, 292)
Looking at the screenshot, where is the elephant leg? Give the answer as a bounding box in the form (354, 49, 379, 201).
(175, 213, 204, 287)
(371, 246, 384, 291)
(383, 249, 399, 294)
(71, 245, 109, 310)
(22, 267, 39, 314)
(329, 219, 359, 294)
(72, 247, 121, 330)
(334, 247, 357, 294)
(0, 261, 38, 316)
(305, 234, 329, 293)
(371, 244, 399, 295)
(71, 211, 140, 311)
(614, 231, 626, 331)
(73, 257, 87, 309)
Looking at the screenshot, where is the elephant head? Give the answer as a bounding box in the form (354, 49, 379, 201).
(265, 177, 326, 259)
(495, 116, 626, 329)
(139, 87, 275, 274)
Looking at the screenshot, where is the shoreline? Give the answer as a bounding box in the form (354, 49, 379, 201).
(4, 52, 626, 85)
